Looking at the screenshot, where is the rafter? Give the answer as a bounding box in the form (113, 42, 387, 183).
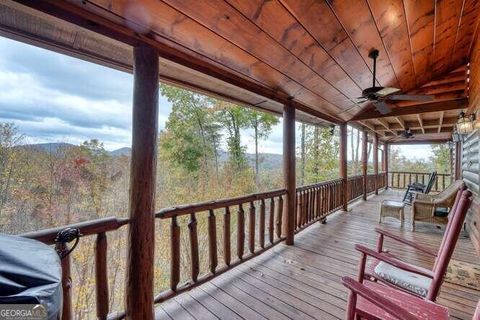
(358, 120, 385, 137)
(396, 117, 406, 130)
(438, 111, 444, 133)
(417, 114, 425, 134)
(375, 118, 397, 136)
(350, 99, 467, 121)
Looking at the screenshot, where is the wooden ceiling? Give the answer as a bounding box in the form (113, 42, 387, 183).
(6, 0, 480, 142)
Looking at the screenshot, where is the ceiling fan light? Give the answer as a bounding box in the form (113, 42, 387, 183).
(376, 87, 401, 97)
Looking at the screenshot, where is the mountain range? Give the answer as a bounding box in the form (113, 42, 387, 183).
(19, 143, 283, 170)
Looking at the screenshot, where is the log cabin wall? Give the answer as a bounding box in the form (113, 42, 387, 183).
(463, 131, 480, 254)
(465, 30, 480, 255)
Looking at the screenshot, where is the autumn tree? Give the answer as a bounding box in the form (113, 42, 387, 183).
(245, 110, 279, 188)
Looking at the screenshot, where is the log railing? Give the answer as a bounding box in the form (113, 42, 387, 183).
(154, 189, 287, 303)
(20, 216, 129, 320)
(17, 173, 390, 319)
(295, 178, 344, 231)
(377, 172, 387, 189)
(389, 171, 451, 192)
(347, 175, 364, 202)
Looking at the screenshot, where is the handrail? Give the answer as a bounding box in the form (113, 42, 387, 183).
(21, 216, 130, 244)
(157, 188, 286, 218)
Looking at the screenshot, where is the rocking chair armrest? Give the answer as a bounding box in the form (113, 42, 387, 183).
(375, 228, 437, 256)
(355, 244, 435, 279)
(342, 277, 417, 320)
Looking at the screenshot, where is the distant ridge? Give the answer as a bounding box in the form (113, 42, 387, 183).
(18, 143, 283, 170)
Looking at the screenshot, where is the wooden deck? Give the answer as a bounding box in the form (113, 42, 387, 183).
(154, 190, 480, 320)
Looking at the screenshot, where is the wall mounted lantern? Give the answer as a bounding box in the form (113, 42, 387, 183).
(456, 111, 476, 135)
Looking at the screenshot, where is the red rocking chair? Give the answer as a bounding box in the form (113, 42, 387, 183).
(355, 188, 472, 302)
(342, 276, 480, 320)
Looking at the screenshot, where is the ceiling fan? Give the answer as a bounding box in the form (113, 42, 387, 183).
(401, 128, 414, 139)
(353, 49, 434, 115)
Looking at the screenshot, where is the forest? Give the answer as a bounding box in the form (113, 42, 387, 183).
(0, 84, 450, 318)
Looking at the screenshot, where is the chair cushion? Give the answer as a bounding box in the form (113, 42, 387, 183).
(434, 207, 449, 217)
(374, 261, 432, 297)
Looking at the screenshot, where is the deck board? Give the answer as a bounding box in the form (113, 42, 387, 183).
(155, 190, 480, 319)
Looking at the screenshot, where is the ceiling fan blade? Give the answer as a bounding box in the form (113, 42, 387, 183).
(376, 87, 401, 97)
(386, 94, 434, 101)
(373, 101, 392, 115)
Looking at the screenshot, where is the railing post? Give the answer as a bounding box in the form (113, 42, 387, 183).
(362, 130, 368, 201)
(373, 133, 379, 195)
(455, 141, 462, 180)
(125, 45, 158, 320)
(283, 100, 295, 245)
(384, 143, 389, 189)
(340, 123, 348, 211)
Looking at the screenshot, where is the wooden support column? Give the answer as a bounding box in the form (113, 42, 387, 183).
(283, 101, 295, 245)
(373, 133, 379, 195)
(455, 141, 462, 180)
(362, 131, 368, 201)
(339, 124, 348, 211)
(384, 143, 389, 189)
(125, 45, 159, 320)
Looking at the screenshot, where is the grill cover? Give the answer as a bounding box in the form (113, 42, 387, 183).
(0, 233, 62, 319)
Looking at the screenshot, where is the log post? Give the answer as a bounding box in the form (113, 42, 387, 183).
(384, 143, 389, 189)
(362, 131, 368, 201)
(339, 123, 348, 211)
(455, 141, 462, 180)
(125, 45, 159, 320)
(283, 101, 295, 245)
(373, 133, 379, 195)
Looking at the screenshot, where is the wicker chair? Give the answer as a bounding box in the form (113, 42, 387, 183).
(411, 180, 465, 231)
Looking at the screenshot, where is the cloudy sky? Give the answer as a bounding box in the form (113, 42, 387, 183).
(0, 36, 430, 159)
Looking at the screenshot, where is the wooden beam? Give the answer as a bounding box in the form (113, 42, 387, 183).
(362, 130, 368, 201)
(126, 45, 158, 320)
(357, 120, 385, 137)
(396, 117, 406, 130)
(350, 98, 468, 120)
(339, 124, 348, 211)
(14, 0, 343, 125)
(373, 133, 378, 195)
(438, 111, 444, 133)
(283, 101, 295, 245)
(376, 118, 397, 136)
(417, 114, 425, 134)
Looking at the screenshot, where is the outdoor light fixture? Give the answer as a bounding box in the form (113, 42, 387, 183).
(456, 111, 476, 135)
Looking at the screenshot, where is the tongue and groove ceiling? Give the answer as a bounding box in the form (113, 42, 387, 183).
(5, 0, 480, 142)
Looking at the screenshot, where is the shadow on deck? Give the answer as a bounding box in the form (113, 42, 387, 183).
(155, 190, 479, 320)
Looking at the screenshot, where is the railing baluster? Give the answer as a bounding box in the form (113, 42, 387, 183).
(259, 199, 265, 249)
(170, 217, 180, 291)
(276, 195, 283, 238)
(208, 209, 217, 274)
(95, 232, 109, 320)
(269, 198, 275, 244)
(61, 252, 72, 320)
(223, 207, 231, 266)
(188, 213, 199, 282)
(248, 201, 255, 254)
(296, 193, 301, 229)
(237, 204, 245, 259)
